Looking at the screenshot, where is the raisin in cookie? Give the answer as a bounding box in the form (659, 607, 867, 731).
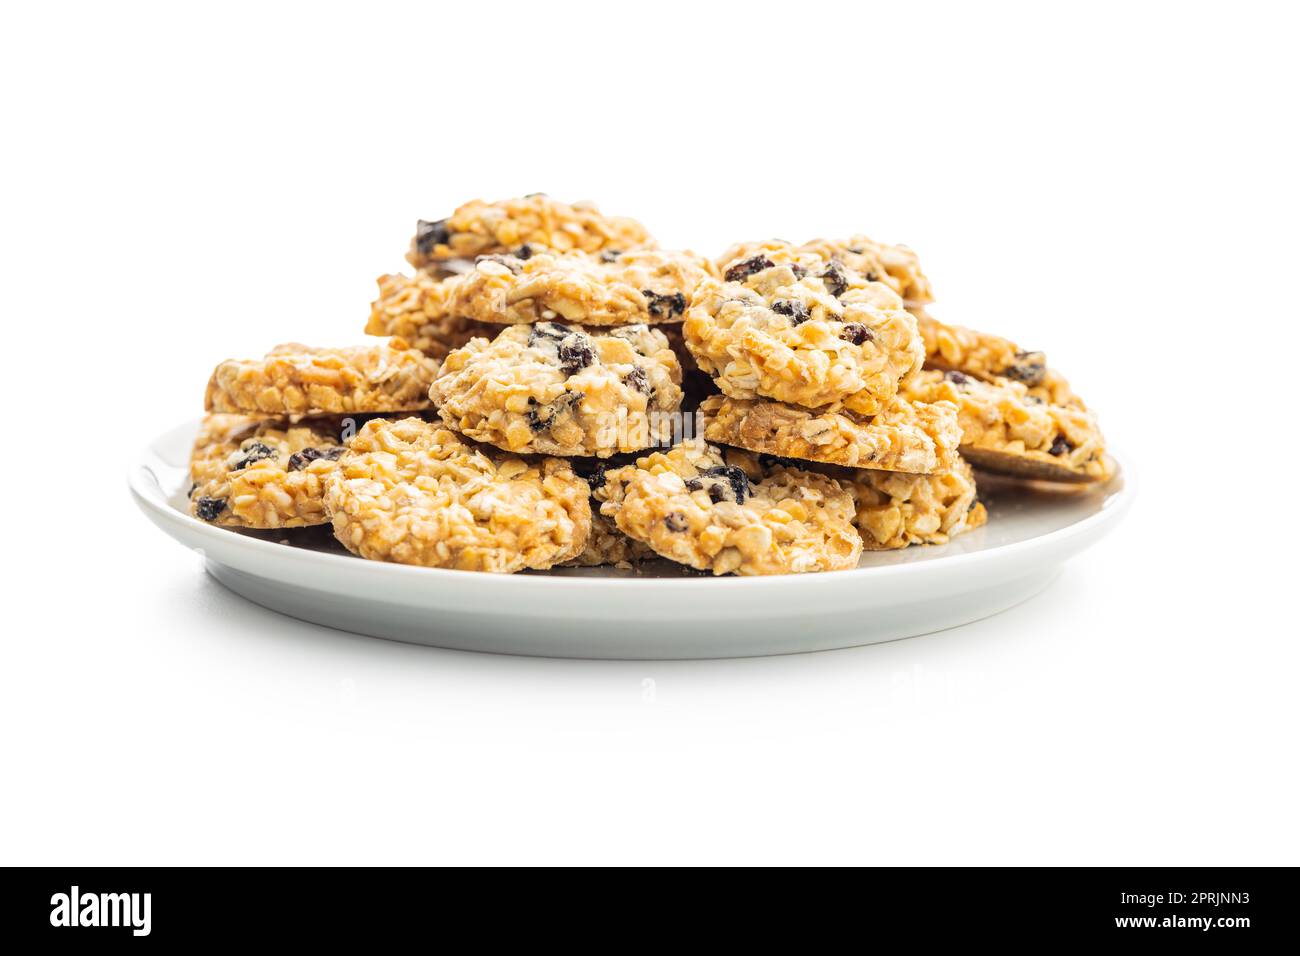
(595, 440, 862, 576)
(366, 272, 498, 358)
(407, 194, 654, 270)
(699, 393, 959, 474)
(414, 248, 715, 327)
(685, 245, 924, 415)
(205, 340, 438, 417)
(720, 235, 934, 305)
(189, 414, 364, 529)
(902, 370, 1111, 482)
(907, 304, 1084, 409)
(324, 417, 591, 572)
(430, 322, 684, 458)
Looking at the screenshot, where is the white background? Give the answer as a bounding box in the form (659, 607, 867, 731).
(1, 1, 1296, 865)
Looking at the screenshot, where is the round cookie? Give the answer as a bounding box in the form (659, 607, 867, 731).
(324, 417, 591, 572)
(415, 248, 715, 327)
(902, 370, 1111, 483)
(720, 235, 934, 305)
(205, 340, 439, 417)
(430, 322, 684, 458)
(188, 414, 363, 529)
(838, 457, 987, 550)
(906, 304, 1085, 410)
(367, 272, 498, 358)
(685, 244, 924, 415)
(729, 450, 987, 551)
(596, 439, 862, 576)
(407, 194, 654, 270)
(699, 393, 959, 474)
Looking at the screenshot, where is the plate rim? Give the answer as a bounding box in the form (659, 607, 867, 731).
(129, 417, 1135, 591)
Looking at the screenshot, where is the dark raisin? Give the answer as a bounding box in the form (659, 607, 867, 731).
(819, 261, 849, 297)
(194, 497, 226, 522)
(600, 249, 622, 263)
(771, 299, 811, 325)
(700, 464, 750, 504)
(527, 392, 582, 430)
(527, 323, 568, 348)
(707, 484, 726, 504)
(791, 264, 808, 279)
(586, 463, 608, 490)
(558, 335, 595, 374)
(526, 399, 552, 432)
(643, 289, 687, 319)
(415, 219, 450, 255)
(230, 441, 278, 471)
(287, 446, 344, 471)
(1049, 436, 1074, 457)
(684, 478, 703, 492)
(623, 365, 651, 395)
(664, 512, 688, 532)
(945, 370, 969, 385)
(864, 270, 880, 282)
(840, 323, 872, 345)
(1002, 351, 1047, 387)
(514, 243, 534, 260)
(724, 255, 774, 283)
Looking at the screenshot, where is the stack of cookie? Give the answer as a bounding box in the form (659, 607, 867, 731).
(189, 194, 1112, 576)
(190, 341, 441, 530)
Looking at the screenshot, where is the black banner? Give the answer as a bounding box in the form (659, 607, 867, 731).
(4, 867, 1291, 945)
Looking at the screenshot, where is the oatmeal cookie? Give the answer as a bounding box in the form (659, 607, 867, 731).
(902, 370, 1111, 482)
(188, 414, 366, 529)
(723, 449, 986, 550)
(366, 272, 497, 358)
(414, 248, 715, 327)
(699, 393, 959, 473)
(430, 322, 684, 458)
(841, 459, 987, 549)
(684, 246, 924, 415)
(720, 235, 934, 305)
(406, 194, 654, 270)
(205, 340, 439, 417)
(595, 439, 862, 576)
(907, 304, 1085, 409)
(324, 417, 591, 572)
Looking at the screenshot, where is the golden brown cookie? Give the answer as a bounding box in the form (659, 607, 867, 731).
(324, 417, 591, 572)
(430, 322, 684, 458)
(699, 393, 960, 474)
(410, 247, 714, 327)
(686, 244, 923, 415)
(205, 340, 438, 417)
(366, 272, 497, 358)
(595, 440, 862, 576)
(902, 370, 1111, 482)
(188, 414, 366, 529)
(407, 194, 654, 269)
(720, 235, 933, 305)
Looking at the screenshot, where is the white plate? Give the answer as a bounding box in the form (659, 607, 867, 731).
(129, 419, 1133, 659)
